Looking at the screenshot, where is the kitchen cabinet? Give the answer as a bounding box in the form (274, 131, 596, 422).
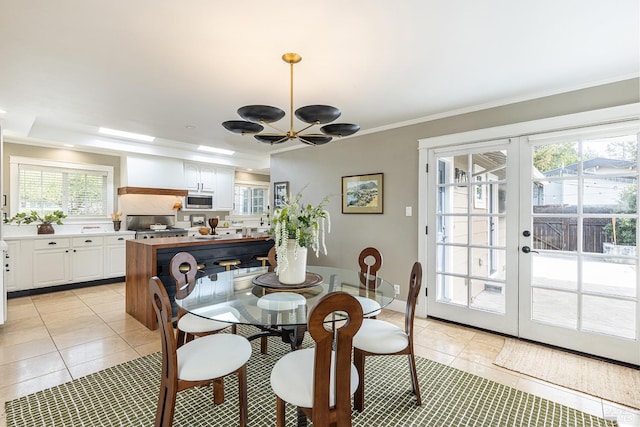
(32, 236, 104, 288)
(184, 162, 235, 209)
(104, 234, 135, 277)
(215, 167, 234, 210)
(4, 240, 23, 293)
(185, 162, 216, 193)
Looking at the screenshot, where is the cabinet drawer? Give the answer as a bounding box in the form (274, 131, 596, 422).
(34, 238, 70, 250)
(105, 235, 134, 245)
(72, 236, 104, 247)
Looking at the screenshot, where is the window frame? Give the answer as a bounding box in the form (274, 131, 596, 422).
(231, 180, 270, 218)
(9, 156, 115, 222)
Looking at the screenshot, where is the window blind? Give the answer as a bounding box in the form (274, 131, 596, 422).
(18, 164, 108, 217)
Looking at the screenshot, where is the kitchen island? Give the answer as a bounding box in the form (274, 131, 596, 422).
(126, 235, 273, 329)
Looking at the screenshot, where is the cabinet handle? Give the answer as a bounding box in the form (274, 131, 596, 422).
(48, 241, 57, 245)
(85, 239, 92, 243)
(117, 237, 124, 240)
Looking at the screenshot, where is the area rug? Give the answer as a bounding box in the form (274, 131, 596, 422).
(6, 333, 617, 427)
(494, 338, 639, 410)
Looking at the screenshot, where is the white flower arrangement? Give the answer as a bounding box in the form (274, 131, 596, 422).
(270, 190, 331, 272)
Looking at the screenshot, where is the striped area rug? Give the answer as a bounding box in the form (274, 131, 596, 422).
(5, 331, 617, 427)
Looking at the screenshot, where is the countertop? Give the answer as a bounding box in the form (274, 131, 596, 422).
(127, 235, 272, 249)
(4, 230, 136, 240)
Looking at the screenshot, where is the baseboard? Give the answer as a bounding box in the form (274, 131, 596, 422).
(8, 277, 125, 299)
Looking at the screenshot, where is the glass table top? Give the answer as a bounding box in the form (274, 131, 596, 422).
(175, 265, 396, 327)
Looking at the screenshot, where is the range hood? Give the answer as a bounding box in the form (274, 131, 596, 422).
(117, 187, 188, 196)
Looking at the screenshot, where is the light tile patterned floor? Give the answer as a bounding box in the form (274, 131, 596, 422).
(0, 282, 638, 426)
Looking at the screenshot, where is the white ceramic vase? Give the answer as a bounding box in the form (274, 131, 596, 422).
(278, 240, 307, 285)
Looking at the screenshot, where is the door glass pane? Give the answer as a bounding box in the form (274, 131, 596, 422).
(582, 256, 637, 298)
(436, 274, 467, 306)
(435, 245, 468, 275)
(470, 279, 505, 314)
(532, 253, 578, 291)
(531, 288, 577, 329)
(582, 295, 636, 339)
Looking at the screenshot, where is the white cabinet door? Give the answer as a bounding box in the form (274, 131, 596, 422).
(184, 163, 201, 192)
(200, 165, 217, 193)
(104, 234, 134, 277)
(5, 241, 22, 292)
(33, 238, 71, 287)
(215, 167, 235, 210)
(184, 162, 217, 193)
(71, 237, 104, 282)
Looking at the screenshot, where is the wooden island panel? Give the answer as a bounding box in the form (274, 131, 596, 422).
(125, 236, 273, 329)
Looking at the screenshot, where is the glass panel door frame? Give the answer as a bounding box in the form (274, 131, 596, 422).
(420, 139, 520, 335)
(518, 124, 640, 364)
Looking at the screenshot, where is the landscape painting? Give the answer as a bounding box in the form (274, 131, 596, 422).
(342, 173, 383, 214)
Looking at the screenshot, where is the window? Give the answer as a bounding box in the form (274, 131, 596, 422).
(233, 182, 269, 216)
(10, 157, 114, 219)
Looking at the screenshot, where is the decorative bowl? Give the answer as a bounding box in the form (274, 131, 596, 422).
(198, 227, 211, 235)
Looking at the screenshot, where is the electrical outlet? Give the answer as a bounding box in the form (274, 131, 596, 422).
(394, 284, 400, 295)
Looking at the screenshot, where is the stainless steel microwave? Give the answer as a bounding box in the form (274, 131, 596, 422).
(185, 194, 213, 209)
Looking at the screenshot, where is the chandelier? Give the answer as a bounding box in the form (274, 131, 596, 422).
(222, 53, 360, 146)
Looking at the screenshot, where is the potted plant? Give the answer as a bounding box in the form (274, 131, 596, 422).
(270, 190, 331, 284)
(4, 210, 67, 234)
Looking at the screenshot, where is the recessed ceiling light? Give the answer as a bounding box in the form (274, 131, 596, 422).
(197, 145, 235, 156)
(98, 127, 155, 142)
(63, 144, 74, 147)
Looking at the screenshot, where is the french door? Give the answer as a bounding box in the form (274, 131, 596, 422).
(425, 139, 519, 335)
(422, 120, 640, 364)
(518, 124, 639, 364)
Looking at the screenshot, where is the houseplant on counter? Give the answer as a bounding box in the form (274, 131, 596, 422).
(270, 190, 331, 284)
(4, 210, 67, 234)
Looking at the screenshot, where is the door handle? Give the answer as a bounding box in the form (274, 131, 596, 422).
(521, 246, 539, 254)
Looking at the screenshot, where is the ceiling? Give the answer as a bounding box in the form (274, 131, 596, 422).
(0, 1, 638, 172)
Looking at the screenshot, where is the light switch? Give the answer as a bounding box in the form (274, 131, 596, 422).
(405, 206, 412, 217)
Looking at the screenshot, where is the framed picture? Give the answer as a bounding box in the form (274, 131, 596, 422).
(273, 181, 289, 209)
(342, 173, 383, 214)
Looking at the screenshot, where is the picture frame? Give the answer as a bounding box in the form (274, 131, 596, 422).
(273, 181, 289, 209)
(342, 173, 383, 214)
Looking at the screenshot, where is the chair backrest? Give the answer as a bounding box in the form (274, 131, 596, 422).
(358, 247, 383, 289)
(148, 276, 178, 385)
(170, 252, 198, 300)
(267, 246, 277, 272)
(404, 262, 423, 337)
(306, 292, 363, 426)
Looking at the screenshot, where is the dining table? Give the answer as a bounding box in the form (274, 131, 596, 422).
(174, 265, 397, 351)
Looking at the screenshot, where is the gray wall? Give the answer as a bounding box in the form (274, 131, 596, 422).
(270, 78, 640, 296)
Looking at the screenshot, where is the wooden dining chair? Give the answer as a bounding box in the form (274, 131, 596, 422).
(355, 247, 383, 318)
(148, 276, 251, 427)
(270, 291, 364, 427)
(170, 252, 236, 347)
(353, 261, 423, 411)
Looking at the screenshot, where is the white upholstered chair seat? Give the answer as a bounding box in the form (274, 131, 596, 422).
(178, 314, 232, 334)
(177, 333, 251, 382)
(270, 348, 359, 409)
(353, 296, 382, 318)
(178, 306, 240, 334)
(353, 318, 409, 354)
(257, 292, 306, 311)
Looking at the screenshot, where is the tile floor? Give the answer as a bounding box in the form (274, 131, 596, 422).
(0, 282, 638, 427)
